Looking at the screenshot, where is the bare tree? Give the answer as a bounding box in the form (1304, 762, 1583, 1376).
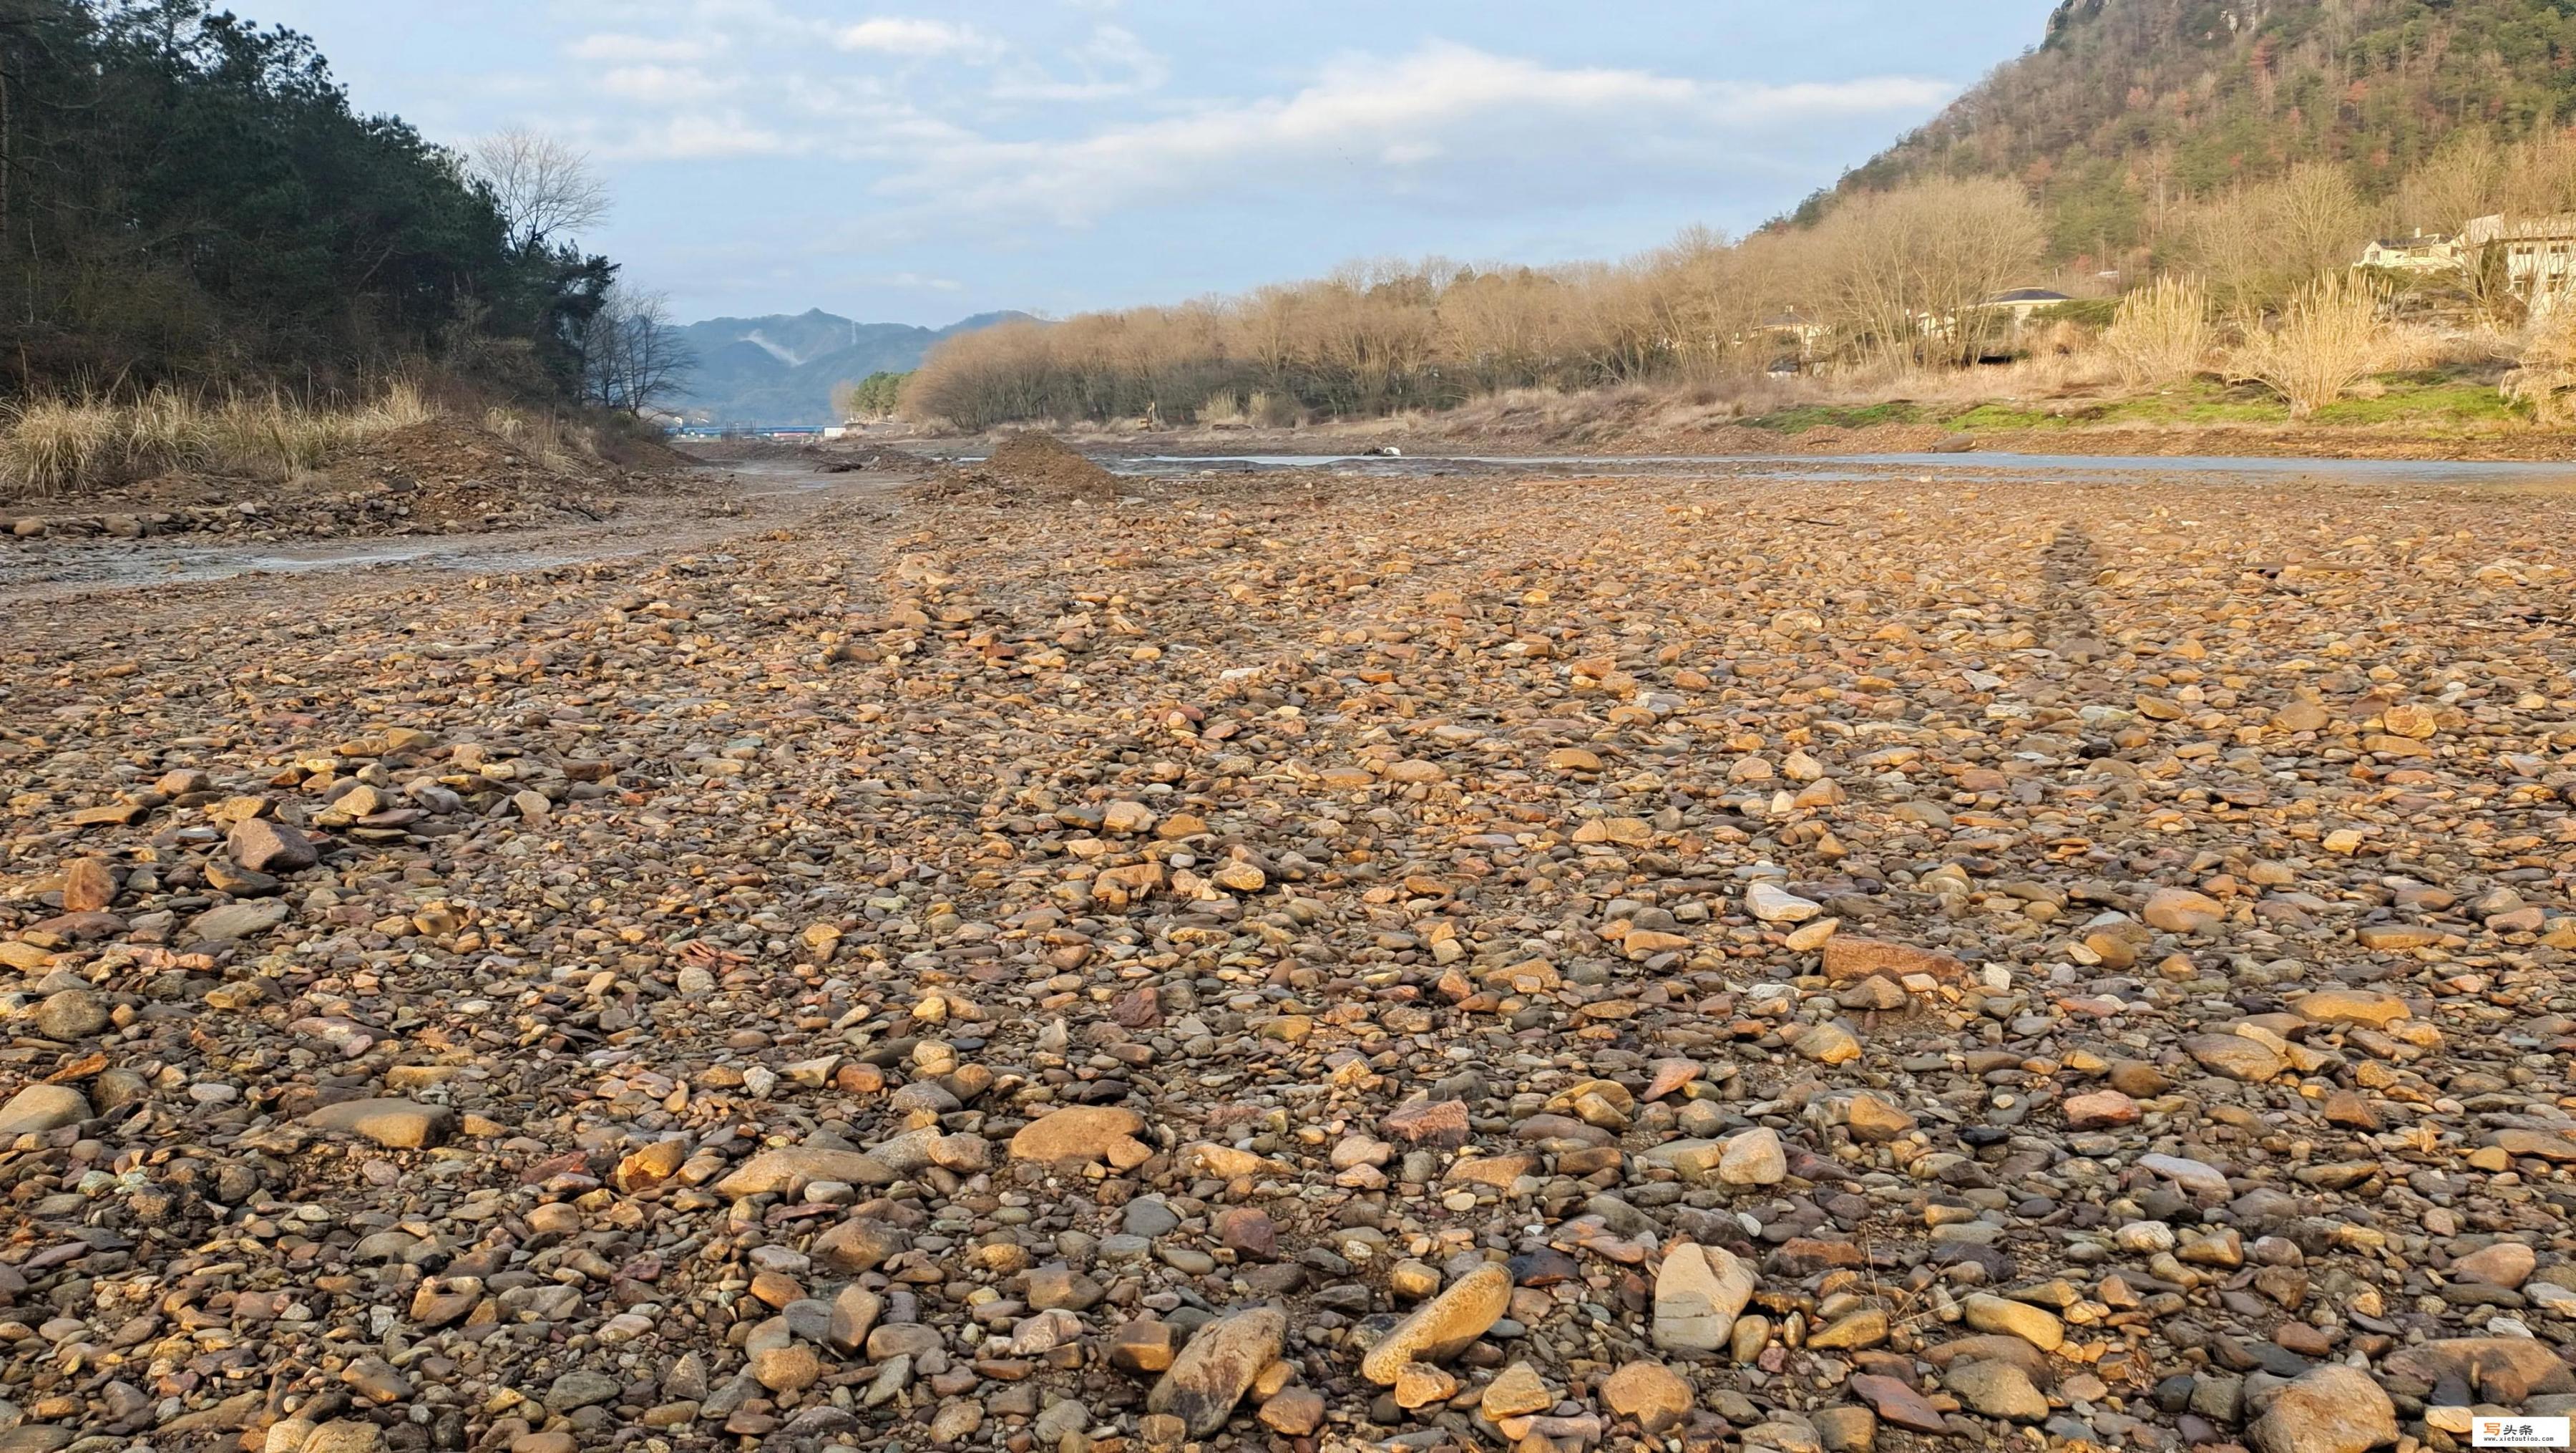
(581, 287, 694, 415)
(2187, 164, 2370, 319)
(471, 128, 611, 247)
(1811, 177, 2048, 368)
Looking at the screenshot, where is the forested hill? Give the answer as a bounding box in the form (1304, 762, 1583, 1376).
(1821, 0, 2576, 261)
(1, 0, 613, 400)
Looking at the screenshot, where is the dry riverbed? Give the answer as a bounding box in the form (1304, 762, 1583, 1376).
(1, 460, 2574, 1453)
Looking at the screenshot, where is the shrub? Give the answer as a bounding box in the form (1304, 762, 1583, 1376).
(2102, 276, 2205, 386)
(2228, 273, 2389, 418)
(2503, 304, 2576, 423)
(2103, 277, 2212, 387)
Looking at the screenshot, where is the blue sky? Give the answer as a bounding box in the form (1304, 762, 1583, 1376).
(250, 1, 2061, 326)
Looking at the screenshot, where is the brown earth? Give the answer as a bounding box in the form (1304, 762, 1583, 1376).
(0, 417, 686, 543)
(918, 430, 1125, 504)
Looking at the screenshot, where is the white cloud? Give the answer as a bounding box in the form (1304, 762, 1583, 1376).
(876, 42, 1954, 225)
(597, 64, 737, 102)
(833, 18, 999, 59)
(596, 111, 798, 160)
(990, 23, 1167, 102)
(568, 33, 716, 64)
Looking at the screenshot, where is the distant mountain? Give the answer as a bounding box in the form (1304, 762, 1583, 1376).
(668, 308, 1030, 425)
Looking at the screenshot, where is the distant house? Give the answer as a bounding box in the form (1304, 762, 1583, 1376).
(2358, 230, 2462, 273)
(1976, 288, 2074, 327)
(1750, 309, 1828, 371)
(2461, 213, 2576, 311)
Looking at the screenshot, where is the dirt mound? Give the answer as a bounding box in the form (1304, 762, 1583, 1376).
(919, 431, 1122, 504)
(0, 416, 677, 543)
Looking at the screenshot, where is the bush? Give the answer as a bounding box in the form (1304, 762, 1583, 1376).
(2104, 277, 2212, 387)
(2227, 273, 2389, 418)
(2503, 306, 2576, 422)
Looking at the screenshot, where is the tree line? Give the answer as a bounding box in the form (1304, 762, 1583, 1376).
(904, 177, 2059, 430)
(904, 114, 2576, 433)
(0, 0, 668, 410)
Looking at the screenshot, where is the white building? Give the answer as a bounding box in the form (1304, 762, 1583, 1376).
(2460, 214, 2576, 312)
(2358, 230, 2462, 274)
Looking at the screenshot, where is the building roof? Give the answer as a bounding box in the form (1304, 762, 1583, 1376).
(1987, 288, 2072, 304)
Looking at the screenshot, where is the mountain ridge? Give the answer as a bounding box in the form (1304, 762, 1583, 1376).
(1813, 0, 2576, 260)
(670, 308, 1030, 424)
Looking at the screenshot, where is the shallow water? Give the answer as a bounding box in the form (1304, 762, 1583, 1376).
(12, 447, 2569, 603)
(1122, 450, 2576, 485)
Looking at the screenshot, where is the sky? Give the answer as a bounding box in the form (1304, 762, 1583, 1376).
(248, 1, 2063, 326)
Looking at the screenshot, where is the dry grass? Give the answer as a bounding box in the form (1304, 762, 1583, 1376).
(0, 381, 448, 500)
(0, 399, 120, 497)
(2227, 273, 2391, 417)
(2504, 307, 2576, 422)
(2104, 276, 2213, 387)
(482, 405, 597, 473)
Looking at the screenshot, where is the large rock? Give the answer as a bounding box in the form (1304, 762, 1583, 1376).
(2185, 1034, 2283, 1082)
(1823, 936, 1966, 984)
(1717, 1127, 1788, 1185)
(1008, 1106, 1151, 1167)
(187, 898, 289, 943)
(0, 1084, 90, 1135)
(228, 818, 318, 873)
(2449, 1243, 2537, 1290)
(2142, 887, 2226, 932)
(2247, 1365, 2396, 1453)
(302, 1099, 454, 1149)
(2138, 1152, 2230, 1196)
(2290, 989, 2410, 1028)
(1652, 1243, 1756, 1352)
(298, 1422, 385, 1453)
(2380, 1338, 2576, 1399)
(1146, 1306, 1286, 1437)
(1361, 1262, 1511, 1383)
(1962, 1293, 2063, 1351)
(714, 1145, 898, 1197)
(1946, 1360, 2049, 1421)
(1745, 881, 1821, 923)
(1850, 1373, 1950, 1433)
(1601, 1360, 1694, 1432)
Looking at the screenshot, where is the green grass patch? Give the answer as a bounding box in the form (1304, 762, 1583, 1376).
(1741, 402, 1928, 433)
(2309, 382, 2521, 427)
(1939, 374, 2524, 432)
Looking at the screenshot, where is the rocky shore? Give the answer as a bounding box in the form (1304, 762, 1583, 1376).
(1, 465, 2571, 1453)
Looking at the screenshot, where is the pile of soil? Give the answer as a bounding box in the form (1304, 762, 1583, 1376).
(0, 417, 673, 543)
(917, 431, 1122, 504)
